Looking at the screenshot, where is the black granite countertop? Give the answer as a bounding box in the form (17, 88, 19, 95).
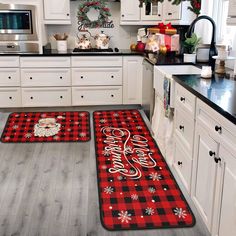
(173, 73, 236, 125)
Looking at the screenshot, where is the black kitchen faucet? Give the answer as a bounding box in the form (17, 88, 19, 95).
(186, 15, 218, 71)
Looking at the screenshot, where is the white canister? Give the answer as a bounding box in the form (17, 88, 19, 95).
(56, 40, 67, 52)
(183, 53, 196, 63)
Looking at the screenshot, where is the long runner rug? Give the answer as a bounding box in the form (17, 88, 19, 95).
(93, 109, 195, 231)
(1, 111, 90, 142)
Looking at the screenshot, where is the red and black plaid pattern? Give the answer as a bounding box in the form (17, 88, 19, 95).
(1, 111, 90, 143)
(93, 109, 195, 231)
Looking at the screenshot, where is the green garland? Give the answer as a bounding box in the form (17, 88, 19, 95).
(77, 0, 111, 28)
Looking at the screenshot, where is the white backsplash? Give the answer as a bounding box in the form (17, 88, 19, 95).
(46, 1, 140, 50)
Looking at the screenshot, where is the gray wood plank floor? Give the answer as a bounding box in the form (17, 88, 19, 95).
(0, 106, 210, 236)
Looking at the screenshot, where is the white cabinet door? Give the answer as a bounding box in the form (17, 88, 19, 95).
(43, 0, 70, 24)
(141, 2, 162, 21)
(123, 56, 142, 104)
(163, 1, 181, 20)
(218, 145, 236, 236)
(228, 0, 236, 16)
(0, 88, 21, 107)
(120, 0, 140, 21)
(191, 124, 219, 232)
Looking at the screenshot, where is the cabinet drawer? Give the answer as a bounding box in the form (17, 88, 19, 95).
(0, 88, 21, 107)
(0, 56, 19, 67)
(196, 99, 236, 148)
(72, 68, 122, 86)
(175, 83, 196, 118)
(21, 87, 71, 107)
(71, 56, 122, 67)
(72, 86, 122, 105)
(0, 68, 20, 86)
(20, 57, 70, 68)
(175, 107, 195, 154)
(21, 68, 71, 87)
(173, 138, 192, 193)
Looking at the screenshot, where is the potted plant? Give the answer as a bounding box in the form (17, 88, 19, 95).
(183, 32, 201, 63)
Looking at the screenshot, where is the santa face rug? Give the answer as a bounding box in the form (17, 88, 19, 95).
(1, 111, 90, 143)
(93, 109, 195, 231)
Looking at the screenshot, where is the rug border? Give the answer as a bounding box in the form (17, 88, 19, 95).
(93, 109, 196, 231)
(0, 111, 91, 143)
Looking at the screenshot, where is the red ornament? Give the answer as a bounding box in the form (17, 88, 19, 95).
(136, 41, 146, 52)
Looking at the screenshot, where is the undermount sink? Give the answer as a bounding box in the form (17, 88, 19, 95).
(155, 65, 202, 77)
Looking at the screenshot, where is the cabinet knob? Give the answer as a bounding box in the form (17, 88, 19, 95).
(168, 13, 172, 15)
(60, 76, 63, 79)
(177, 161, 182, 166)
(111, 94, 114, 98)
(9, 96, 12, 100)
(111, 75, 114, 78)
(158, 14, 161, 17)
(214, 157, 221, 164)
(122, 14, 124, 17)
(81, 95, 84, 98)
(215, 125, 222, 133)
(8, 76, 11, 79)
(209, 151, 216, 157)
(30, 96, 33, 99)
(179, 125, 184, 130)
(180, 97, 185, 102)
(67, 13, 70, 16)
(81, 76, 84, 79)
(30, 77, 32, 80)
(60, 96, 63, 99)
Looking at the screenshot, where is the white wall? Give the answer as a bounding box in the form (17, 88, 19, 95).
(46, 1, 140, 49)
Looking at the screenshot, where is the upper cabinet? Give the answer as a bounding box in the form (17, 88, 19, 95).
(227, 0, 236, 25)
(120, 0, 196, 25)
(43, 0, 71, 24)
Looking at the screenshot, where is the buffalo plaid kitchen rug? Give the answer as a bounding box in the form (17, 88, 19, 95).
(1, 111, 90, 143)
(93, 109, 195, 231)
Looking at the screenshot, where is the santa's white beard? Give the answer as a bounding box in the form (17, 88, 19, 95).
(34, 123, 61, 137)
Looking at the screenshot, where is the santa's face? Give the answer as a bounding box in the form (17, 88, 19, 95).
(38, 118, 56, 128)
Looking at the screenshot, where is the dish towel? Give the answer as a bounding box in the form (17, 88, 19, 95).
(163, 76, 173, 118)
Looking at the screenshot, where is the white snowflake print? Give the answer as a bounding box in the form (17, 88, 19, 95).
(53, 135, 60, 140)
(99, 119, 107, 124)
(136, 126, 143, 130)
(4, 136, 10, 141)
(118, 211, 132, 223)
(74, 121, 79, 125)
(79, 113, 86, 117)
(148, 187, 156, 194)
(79, 132, 86, 137)
(25, 133, 32, 138)
(104, 186, 114, 195)
(145, 207, 155, 216)
(131, 194, 138, 200)
(12, 125, 19, 129)
(113, 113, 119, 117)
(95, 112, 101, 115)
(127, 117, 132, 120)
(117, 175, 123, 181)
(14, 114, 20, 118)
(132, 112, 137, 115)
(57, 116, 65, 119)
(101, 165, 107, 170)
(149, 172, 162, 181)
(102, 149, 111, 157)
(41, 114, 47, 118)
(67, 128, 71, 132)
(173, 208, 187, 219)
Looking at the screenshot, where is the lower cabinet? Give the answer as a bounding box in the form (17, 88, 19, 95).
(72, 86, 122, 106)
(191, 122, 220, 232)
(21, 87, 71, 107)
(0, 88, 21, 107)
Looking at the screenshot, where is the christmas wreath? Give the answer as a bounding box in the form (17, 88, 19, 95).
(77, 0, 111, 28)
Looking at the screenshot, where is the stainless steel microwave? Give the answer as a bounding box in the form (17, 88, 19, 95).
(0, 3, 38, 41)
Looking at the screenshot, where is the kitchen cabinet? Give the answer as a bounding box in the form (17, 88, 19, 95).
(0, 56, 21, 108)
(173, 83, 196, 193)
(43, 0, 71, 24)
(123, 56, 142, 104)
(20, 57, 71, 107)
(227, 0, 236, 25)
(120, 0, 195, 25)
(191, 98, 236, 236)
(71, 56, 123, 106)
